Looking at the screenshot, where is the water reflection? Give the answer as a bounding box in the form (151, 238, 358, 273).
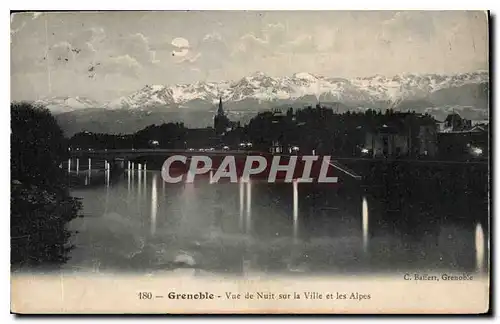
(137, 164, 142, 198)
(239, 180, 244, 230)
(362, 196, 369, 253)
(143, 167, 147, 201)
(67, 169, 488, 275)
(293, 180, 298, 243)
(246, 180, 252, 234)
(127, 164, 131, 197)
(150, 174, 158, 236)
(475, 222, 485, 273)
(88, 158, 92, 181)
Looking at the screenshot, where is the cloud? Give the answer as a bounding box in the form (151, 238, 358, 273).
(68, 31, 160, 78)
(108, 32, 158, 65)
(231, 33, 269, 57)
(11, 55, 46, 75)
(71, 27, 105, 50)
(50, 41, 77, 65)
(232, 22, 318, 58)
(262, 23, 286, 44)
(382, 11, 437, 41)
(231, 22, 288, 57)
(203, 32, 222, 42)
(285, 34, 315, 53)
(10, 21, 26, 39)
(98, 55, 141, 78)
(176, 52, 202, 64)
(10, 11, 489, 103)
(10, 14, 28, 38)
(179, 33, 230, 73)
(149, 40, 178, 52)
(36, 27, 106, 69)
(32, 12, 43, 20)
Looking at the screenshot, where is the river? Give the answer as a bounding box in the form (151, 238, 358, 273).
(64, 167, 489, 276)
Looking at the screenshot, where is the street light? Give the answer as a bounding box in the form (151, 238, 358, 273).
(472, 147, 483, 156)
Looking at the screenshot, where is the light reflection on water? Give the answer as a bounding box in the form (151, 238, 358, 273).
(362, 196, 368, 253)
(151, 173, 158, 237)
(475, 222, 485, 273)
(66, 169, 488, 275)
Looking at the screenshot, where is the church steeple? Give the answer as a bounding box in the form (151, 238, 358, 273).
(217, 96, 224, 116)
(214, 96, 229, 136)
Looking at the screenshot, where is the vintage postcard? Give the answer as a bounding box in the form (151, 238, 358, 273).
(10, 10, 490, 314)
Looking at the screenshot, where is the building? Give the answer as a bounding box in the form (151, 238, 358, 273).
(365, 124, 410, 157)
(443, 113, 472, 132)
(437, 124, 488, 160)
(364, 113, 438, 158)
(214, 97, 232, 136)
(437, 113, 488, 160)
(417, 123, 439, 156)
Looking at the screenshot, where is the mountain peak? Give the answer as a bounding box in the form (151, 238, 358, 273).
(293, 72, 318, 81)
(44, 70, 488, 116)
(142, 84, 167, 92)
(249, 71, 268, 78)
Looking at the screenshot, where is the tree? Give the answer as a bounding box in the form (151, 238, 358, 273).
(11, 102, 68, 189)
(11, 102, 81, 269)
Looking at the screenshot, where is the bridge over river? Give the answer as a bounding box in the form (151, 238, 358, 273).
(67, 149, 363, 182)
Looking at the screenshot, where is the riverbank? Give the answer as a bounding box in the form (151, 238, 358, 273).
(11, 180, 82, 271)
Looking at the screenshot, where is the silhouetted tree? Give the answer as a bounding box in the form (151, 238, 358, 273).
(11, 102, 68, 188)
(11, 102, 81, 269)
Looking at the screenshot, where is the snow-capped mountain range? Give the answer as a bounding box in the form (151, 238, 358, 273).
(37, 70, 489, 112)
(35, 96, 101, 114)
(34, 71, 488, 136)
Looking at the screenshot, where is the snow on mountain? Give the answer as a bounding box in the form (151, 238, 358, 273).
(34, 96, 101, 113)
(105, 84, 175, 110)
(170, 81, 226, 103)
(42, 71, 489, 113)
(353, 72, 484, 106)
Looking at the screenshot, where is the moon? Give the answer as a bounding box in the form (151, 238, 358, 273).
(171, 37, 189, 57)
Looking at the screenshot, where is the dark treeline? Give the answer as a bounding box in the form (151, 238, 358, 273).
(69, 122, 188, 150)
(11, 102, 82, 269)
(243, 106, 436, 156)
(68, 105, 443, 158)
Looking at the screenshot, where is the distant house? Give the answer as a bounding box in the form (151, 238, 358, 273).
(365, 124, 409, 157)
(437, 123, 488, 160)
(436, 120, 446, 132)
(417, 123, 439, 157)
(443, 113, 472, 132)
(271, 140, 285, 154)
(266, 108, 297, 154)
(364, 113, 438, 158)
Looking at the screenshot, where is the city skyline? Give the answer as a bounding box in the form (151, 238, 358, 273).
(11, 11, 488, 103)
